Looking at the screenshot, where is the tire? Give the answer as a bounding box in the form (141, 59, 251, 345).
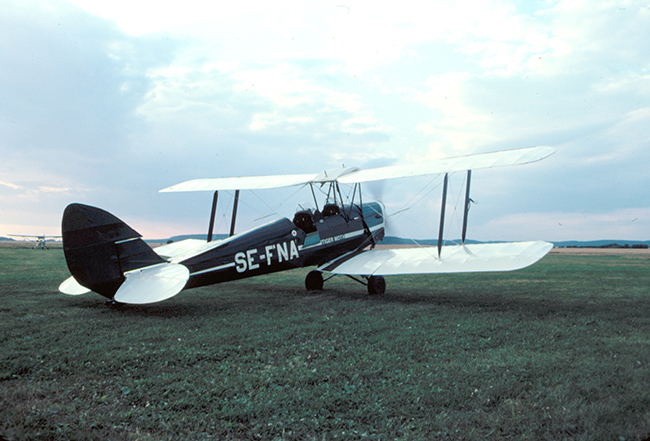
(305, 270, 324, 291)
(367, 275, 386, 295)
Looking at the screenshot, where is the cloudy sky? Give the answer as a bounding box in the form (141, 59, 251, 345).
(1, 0, 649, 242)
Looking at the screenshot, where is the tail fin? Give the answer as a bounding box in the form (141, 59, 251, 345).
(61, 203, 167, 299)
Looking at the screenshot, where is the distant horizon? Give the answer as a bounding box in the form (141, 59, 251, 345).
(152, 235, 650, 246)
(2, 235, 648, 249)
(0, 233, 650, 245)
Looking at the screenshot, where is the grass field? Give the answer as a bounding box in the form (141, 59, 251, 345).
(2, 248, 650, 440)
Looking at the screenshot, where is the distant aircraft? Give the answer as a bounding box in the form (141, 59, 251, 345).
(9, 234, 62, 250)
(59, 146, 556, 304)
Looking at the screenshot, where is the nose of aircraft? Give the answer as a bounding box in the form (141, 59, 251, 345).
(376, 201, 386, 225)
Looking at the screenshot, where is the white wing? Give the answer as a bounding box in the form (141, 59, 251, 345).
(160, 173, 318, 192)
(338, 146, 556, 184)
(160, 146, 555, 192)
(319, 241, 553, 276)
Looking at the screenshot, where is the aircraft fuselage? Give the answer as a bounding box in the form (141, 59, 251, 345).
(60, 201, 384, 300)
(174, 202, 385, 290)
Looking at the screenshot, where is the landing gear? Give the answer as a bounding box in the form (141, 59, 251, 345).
(304, 270, 386, 295)
(367, 275, 386, 295)
(305, 270, 324, 291)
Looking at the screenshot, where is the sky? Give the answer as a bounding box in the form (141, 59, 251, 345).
(1, 0, 649, 242)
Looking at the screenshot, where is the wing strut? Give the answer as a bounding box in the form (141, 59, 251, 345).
(437, 173, 448, 257)
(230, 190, 240, 237)
(207, 191, 218, 242)
(461, 170, 472, 244)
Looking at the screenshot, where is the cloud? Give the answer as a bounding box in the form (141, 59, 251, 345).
(0, 181, 22, 190)
(1, 1, 177, 230)
(1, 0, 174, 194)
(478, 207, 650, 242)
(1, 0, 649, 242)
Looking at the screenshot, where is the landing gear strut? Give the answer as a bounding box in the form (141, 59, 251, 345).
(305, 270, 386, 295)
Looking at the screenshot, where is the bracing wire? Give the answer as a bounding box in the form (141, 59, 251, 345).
(386, 175, 445, 225)
(362, 172, 471, 251)
(215, 184, 310, 230)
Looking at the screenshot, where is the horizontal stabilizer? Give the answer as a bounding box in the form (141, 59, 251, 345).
(59, 276, 91, 295)
(113, 263, 190, 305)
(319, 241, 553, 276)
(154, 238, 218, 261)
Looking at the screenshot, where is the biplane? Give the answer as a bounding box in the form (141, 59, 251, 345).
(59, 146, 555, 304)
(9, 234, 61, 249)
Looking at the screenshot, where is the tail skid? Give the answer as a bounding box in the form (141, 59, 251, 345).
(60, 203, 189, 303)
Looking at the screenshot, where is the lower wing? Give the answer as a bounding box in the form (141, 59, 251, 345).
(319, 241, 553, 275)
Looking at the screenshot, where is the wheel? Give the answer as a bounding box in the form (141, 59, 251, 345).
(367, 275, 386, 295)
(305, 270, 324, 291)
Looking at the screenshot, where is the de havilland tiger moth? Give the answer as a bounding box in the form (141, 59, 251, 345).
(58, 146, 556, 304)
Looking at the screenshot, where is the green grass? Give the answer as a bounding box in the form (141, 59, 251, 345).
(2, 248, 650, 440)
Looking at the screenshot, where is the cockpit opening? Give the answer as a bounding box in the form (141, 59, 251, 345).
(322, 203, 340, 217)
(293, 210, 317, 234)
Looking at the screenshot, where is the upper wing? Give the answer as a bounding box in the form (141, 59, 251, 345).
(338, 146, 556, 184)
(160, 146, 555, 192)
(319, 241, 553, 276)
(160, 173, 318, 192)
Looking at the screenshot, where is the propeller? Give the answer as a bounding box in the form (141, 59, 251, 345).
(363, 180, 399, 238)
